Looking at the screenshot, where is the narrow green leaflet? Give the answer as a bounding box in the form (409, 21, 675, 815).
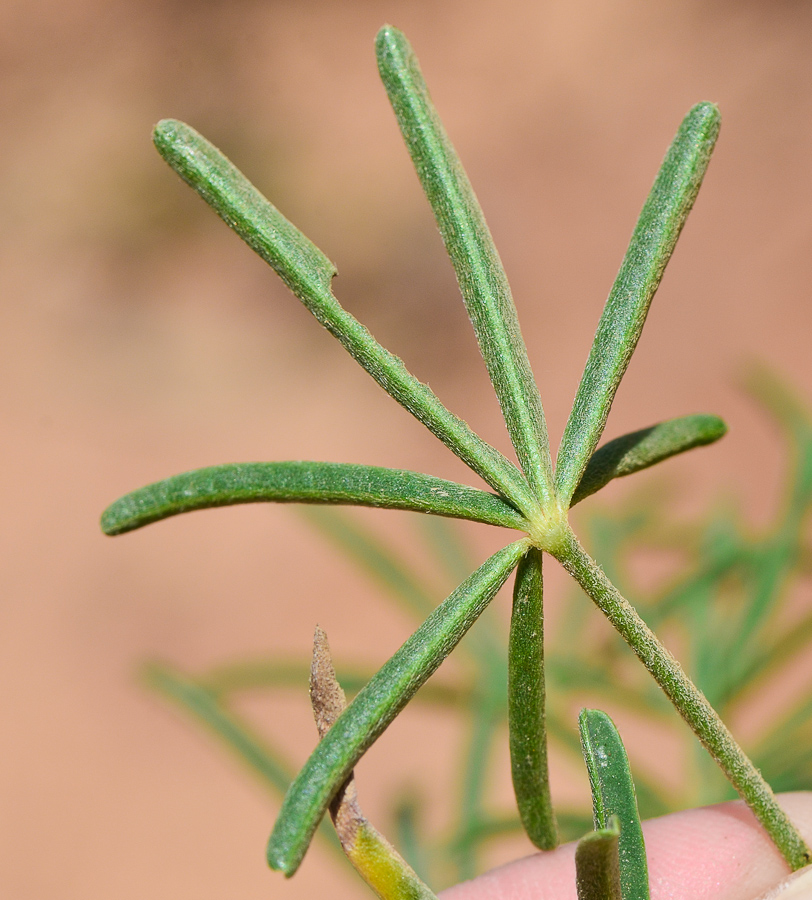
(733, 610, 812, 705)
(419, 515, 478, 587)
(303, 507, 500, 674)
(143, 661, 344, 858)
(376, 26, 553, 505)
(575, 816, 623, 900)
(145, 661, 294, 796)
(100, 461, 529, 535)
(743, 364, 812, 444)
(555, 103, 721, 504)
(570, 414, 727, 506)
(508, 548, 556, 849)
(153, 120, 538, 518)
(718, 370, 812, 691)
(722, 379, 812, 687)
(579, 709, 649, 900)
(266, 539, 529, 876)
(454, 657, 503, 881)
(197, 659, 468, 709)
(755, 694, 812, 779)
(394, 799, 433, 887)
(302, 507, 437, 621)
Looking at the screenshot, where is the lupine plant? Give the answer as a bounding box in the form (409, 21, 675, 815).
(136, 371, 812, 896)
(102, 23, 811, 898)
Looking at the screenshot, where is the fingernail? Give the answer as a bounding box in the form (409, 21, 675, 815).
(758, 866, 812, 899)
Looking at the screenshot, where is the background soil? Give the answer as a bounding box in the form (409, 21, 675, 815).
(3, 1, 812, 898)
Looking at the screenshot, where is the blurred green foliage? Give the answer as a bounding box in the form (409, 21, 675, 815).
(142, 369, 812, 889)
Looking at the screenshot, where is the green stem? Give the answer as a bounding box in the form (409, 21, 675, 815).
(553, 528, 810, 871)
(453, 685, 500, 881)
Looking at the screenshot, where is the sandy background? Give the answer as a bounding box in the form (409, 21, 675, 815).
(3, 1, 812, 898)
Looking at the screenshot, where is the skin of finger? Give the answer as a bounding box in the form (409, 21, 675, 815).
(438, 792, 812, 900)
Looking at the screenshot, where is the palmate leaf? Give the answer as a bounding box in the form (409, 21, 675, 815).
(100, 461, 529, 535)
(103, 22, 812, 885)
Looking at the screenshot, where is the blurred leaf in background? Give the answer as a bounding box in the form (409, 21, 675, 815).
(143, 370, 812, 889)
